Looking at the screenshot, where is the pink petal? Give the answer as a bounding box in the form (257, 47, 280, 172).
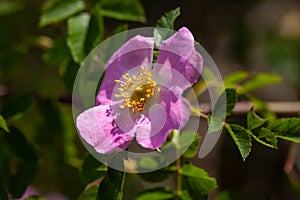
(96, 35, 154, 105)
(156, 27, 203, 91)
(76, 105, 134, 154)
(136, 89, 190, 149)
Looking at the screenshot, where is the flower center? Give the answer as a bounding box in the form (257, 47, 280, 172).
(114, 66, 160, 113)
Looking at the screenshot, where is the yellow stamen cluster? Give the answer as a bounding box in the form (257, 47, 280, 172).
(114, 66, 160, 113)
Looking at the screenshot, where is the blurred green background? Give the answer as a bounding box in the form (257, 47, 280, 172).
(0, 0, 299, 199)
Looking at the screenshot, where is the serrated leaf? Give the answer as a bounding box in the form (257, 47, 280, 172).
(1, 94, 33, 120)
(250, 128, 277, 148)
(134, 187, 176, 200)
(181, 162, 217, 196)
(156, 7, 180, 29)
(67, 13, 91, 63)
(224, 71, 249, 85)
(80, 154, 107, 184)
(0, 115, 9, 133)
(213, 88, 238, 118)
(4, 127, 39, 163)
(268, 118, 300, 143)
(97, 167, 125, 200)
(225, 124, 252, 161)
(99, 0, 146, 23)
(39, 0, 86, 27)
(154, 7, 180, 48)
(241, 73, 281, 94)
(247, 107, 267, 130)
(208, 115, 223, 133)
(81, 185, 98, 200)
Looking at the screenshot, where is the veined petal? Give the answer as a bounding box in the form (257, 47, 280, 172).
(76, 105, 134, 154)
(96, 36, 154, 105)
(156, 27, 203, 90)
(136, 89, 190, 149)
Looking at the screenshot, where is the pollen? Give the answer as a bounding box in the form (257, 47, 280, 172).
(114, 66, 160, 113)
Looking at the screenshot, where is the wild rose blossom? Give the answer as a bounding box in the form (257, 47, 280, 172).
(76, 27, 203, 154)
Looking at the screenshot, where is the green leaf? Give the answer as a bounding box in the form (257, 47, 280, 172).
(224, 71, 249, 85)
(180, 131, 201, 158)
(84, 7, 104, 55)
(97, 167, 125, 200)
(156, 7, 180, 29)
(0, 115, 9, 133)
(4, 127, 39, 163)
(181, 162, 217, 196)
(250, 128, 277, 148)
(268, 118, 300, 143)
(9, 162, 38, 198)
(134, 187, 176, 200)
(241, 73, 281, 94)
(225, 124, 251, 161)
(154, 7, 180, 48)
(213, 88, 238, 118)
(99, 0, 146, 23)
(1, 94, 33, 120)
(80, 154, 107, 184)
(67, 13, 91, 63)
(138, 167, 172, 183)
(0, 1, 22, 17)
(81, 185, 98, 200)
(39, 0, 86, 27)
(43, 37, 71, 66)
(208, 115, 223, 133)
(247, 107, 267, 130)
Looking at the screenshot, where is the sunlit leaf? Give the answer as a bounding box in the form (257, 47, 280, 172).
(134, 187, 176, 200)
(208, 115, 223, 133)
(99, 0, 146, 23)
(0, 115, 9, 133)
(224, 71, 249, 85)
(240, 73, 281, 94)
(39, 0, 86, 27)
(250, 128, 277, 148)
(26, 195, 46, 200)
(225, 124, 251, 161)
(67, 13, 91, 63)
(0, 1, 22, 17)
(181, 162, 217, 196)
(213, 88, 238, 118)
(81, 185, 98, 200)
(247, 107, 267, 130)
(268, 118, 300, 143)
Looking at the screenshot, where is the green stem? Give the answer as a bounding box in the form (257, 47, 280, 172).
(173, 130, 182, 196)
(176, 157, 182, 196)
